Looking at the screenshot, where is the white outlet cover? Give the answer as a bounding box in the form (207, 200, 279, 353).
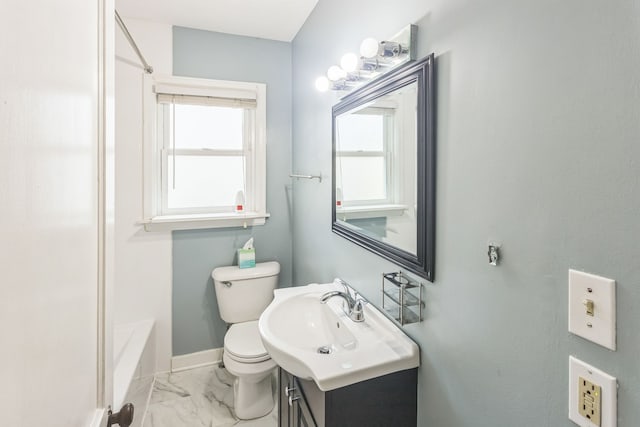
(568, 269, 616, 350)
(569, 356, 617, 427)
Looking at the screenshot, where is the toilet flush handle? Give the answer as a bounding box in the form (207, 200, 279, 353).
(221, 281, 233, 288)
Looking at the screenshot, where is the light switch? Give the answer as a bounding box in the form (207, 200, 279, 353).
(568, 269, 616, 350)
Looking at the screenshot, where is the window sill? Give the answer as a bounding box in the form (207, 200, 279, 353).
(336, 204, 408, 220)
(139, 212, 270, 232)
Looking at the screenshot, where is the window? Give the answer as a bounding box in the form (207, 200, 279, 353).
(142, 76, 268, 231)
(335, 107, 395, 207)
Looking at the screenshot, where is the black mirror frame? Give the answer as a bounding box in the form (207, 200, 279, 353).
(332, 54, 435, 281)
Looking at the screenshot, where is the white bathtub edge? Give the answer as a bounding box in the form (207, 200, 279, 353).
(171, 348, 223, 372)
(137, 374, 157, 427)
(113, 319, 155, 410)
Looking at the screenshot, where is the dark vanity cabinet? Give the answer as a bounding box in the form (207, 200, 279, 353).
(279, 367, 418, 427)
(280, 369, 317, 427)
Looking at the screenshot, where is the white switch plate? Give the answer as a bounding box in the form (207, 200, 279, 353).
(569, 356, 617, 427)
(568, 269, 616, 350)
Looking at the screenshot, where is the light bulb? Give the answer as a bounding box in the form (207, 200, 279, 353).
(315, 76, 330, 92)
(327, 65, 346, 82)
(360, 37, 379, 58)
(340, 53, 359, 73)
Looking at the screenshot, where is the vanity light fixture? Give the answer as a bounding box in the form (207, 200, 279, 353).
(327, 65, 347, 82)
(360, 37, 379, 58)
(315, 76, 330, 92)
(314, 24, 417, 92)
(340, 53, 359, 73)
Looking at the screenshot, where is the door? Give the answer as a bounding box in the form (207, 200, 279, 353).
(279, 370, 319, 427)
(293, 378, 318, 427)
(279, 368, 294, 427)
(0, 0, 114, 425)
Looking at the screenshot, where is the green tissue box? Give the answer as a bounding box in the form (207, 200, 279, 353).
(238, 248, 256, 269)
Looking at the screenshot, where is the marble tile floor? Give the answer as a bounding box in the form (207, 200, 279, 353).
(142, 365, 278, 427)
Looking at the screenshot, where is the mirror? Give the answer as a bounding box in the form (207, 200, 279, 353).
(332, 54, 435, 281)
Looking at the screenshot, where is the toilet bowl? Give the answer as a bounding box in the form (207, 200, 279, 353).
(222, 321, 277, 419)
(212, 261, 280, 420)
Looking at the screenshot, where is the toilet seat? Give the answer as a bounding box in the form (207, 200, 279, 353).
(224, 321, 271, 363)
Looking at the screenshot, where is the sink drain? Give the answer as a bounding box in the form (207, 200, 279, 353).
(317, 345, 332, 355)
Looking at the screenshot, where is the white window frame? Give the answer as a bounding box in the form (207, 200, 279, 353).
(141, 75, 268, 231)
(336, 107, 396, 207)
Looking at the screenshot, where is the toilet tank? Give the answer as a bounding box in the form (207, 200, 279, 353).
(212, 261, 280, 324)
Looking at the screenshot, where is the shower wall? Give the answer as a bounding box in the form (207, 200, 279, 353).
(115, 17, 174, 372)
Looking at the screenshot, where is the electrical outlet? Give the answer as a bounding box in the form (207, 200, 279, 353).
(578, 377, 601, 425)
(569, 356, 617, 427)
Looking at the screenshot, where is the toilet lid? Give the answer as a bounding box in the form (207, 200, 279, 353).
(225, 321, 270, 362)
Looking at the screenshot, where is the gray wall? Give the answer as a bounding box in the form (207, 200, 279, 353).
(292, 1, 640, 426)
(172, 27, 293, 355)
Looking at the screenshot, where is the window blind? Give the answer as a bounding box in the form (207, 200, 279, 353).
(156, 93, 256, 109)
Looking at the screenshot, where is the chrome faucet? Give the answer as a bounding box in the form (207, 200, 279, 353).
(320, 279, 365, 322)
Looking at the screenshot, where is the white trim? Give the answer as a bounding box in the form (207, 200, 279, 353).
(253, 83, 267, 216)
(157, 93, 256, 108)
(97, 0, 115, 416)
(336, 204, 408, 220)
(171, 348, 224, 372)
(141, 212, 270, 231)
(143, 73, 157, 221)
(154, 75, 260, 100)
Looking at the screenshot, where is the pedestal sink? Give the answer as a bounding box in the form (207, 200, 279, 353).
(258, 280, 420, 391)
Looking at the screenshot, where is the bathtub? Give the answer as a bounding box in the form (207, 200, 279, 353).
(113, 319, 155, 423)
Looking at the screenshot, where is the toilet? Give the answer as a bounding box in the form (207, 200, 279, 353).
(211, 261, 280, 420)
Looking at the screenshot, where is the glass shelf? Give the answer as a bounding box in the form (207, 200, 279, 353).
(382, 271, 423, 326)
(383, 288, 421, 307)
(385, 306, 421, 324)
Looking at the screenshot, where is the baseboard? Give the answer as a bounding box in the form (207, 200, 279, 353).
(171, 348, 223, 372)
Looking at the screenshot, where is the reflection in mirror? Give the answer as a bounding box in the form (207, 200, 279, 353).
(332, 54, 435, 281)
(335, 82, 418, 255)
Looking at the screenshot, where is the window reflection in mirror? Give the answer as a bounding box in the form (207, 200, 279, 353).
(335, 82, 418, 256)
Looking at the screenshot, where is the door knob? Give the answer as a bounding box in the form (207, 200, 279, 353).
(107, 403, 134, 427)
(284, 384, 296, 396)
(288, 393, 300, 407)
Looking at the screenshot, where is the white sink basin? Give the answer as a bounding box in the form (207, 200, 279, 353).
(258, 281, 420, 391)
